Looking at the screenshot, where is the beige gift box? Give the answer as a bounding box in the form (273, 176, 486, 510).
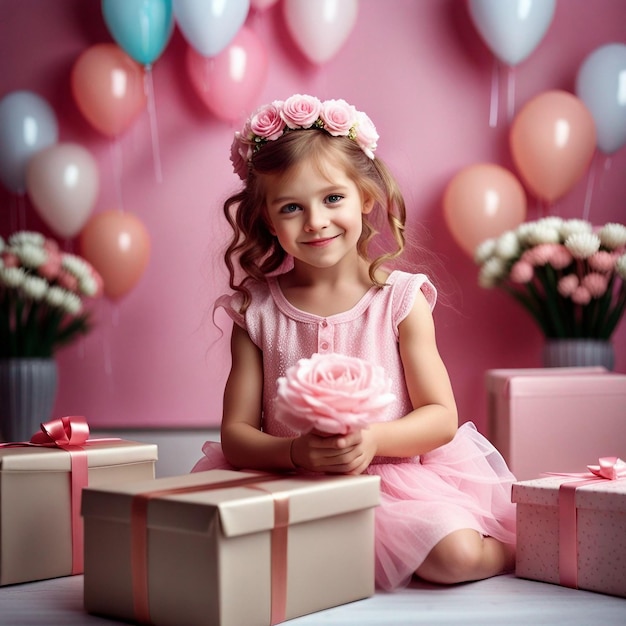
(0, 439, 157, 585)
(82, 469, 380, 626)
(512, 475, 626, 598)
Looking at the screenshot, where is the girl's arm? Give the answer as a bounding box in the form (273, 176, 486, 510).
(365, 289, 459, 459)
(220, 323, 295, 470)
(221, 323, 368, 473)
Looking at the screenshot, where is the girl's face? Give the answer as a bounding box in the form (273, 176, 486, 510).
(263, 157, 374, 271)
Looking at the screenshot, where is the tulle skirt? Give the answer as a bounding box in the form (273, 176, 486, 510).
(191, 422, 517, 591)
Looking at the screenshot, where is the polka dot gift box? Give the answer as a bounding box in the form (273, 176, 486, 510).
(512, 464, 626, 598)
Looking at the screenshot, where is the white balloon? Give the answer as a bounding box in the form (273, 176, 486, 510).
(468, 0, 556, 66)
(26, 143, 99, 239)
(576, 43, 626, 155)
(173, 0, 250, 58)
(283, 0, 358, 65)
(0, 91, 58, 194)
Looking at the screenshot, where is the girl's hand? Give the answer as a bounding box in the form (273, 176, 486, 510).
(290, 428, 377, 475)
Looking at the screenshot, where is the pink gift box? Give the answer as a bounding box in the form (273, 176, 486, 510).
(486, 367, 626, 480)
(512, 475, 626, 598)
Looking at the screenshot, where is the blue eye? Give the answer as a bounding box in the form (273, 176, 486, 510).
(280, 203, 301, 214)
(326, 194, 343, 204)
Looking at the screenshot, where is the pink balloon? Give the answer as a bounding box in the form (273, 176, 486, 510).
(283, 0, 358, 64)
(443, 163, 527, 257)
(26, 143, 99, 238)
(250, 0, 278, 10)
(185, 26, 268, 122)
(71, 44, 147, 138)
(79, 210, 150, 301)
(510, 90, 596, 204)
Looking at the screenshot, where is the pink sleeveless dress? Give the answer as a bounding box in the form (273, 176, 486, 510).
(192, 271, 516, 590)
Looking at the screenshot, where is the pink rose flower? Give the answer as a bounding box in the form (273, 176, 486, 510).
(250, 102, 285, 140)
(37, 248, 62, 281)
(557, 274, 579, 297)
(522, 243, 568, 266)
(509, 260, 534, 283)
(1, 252, 19, 268)
(548, 244, 574, 269)
(56, 269, 78, 293)
(354, 111, 379, 159)
(275, 352, 395, 435)
(321, 99, 357, 136)
(571, 285, 592, 305)
(281, 94, 322, 129)
(230, 136, 250, 181)
(582, 272, 609, 297)
(588, 250, 615, 273)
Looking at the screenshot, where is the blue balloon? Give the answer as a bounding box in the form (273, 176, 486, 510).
(101, 0, 174, 66)
(576, 43, 626, 155)
(468, 0, 556, 66)
(0, 91, 58, 194)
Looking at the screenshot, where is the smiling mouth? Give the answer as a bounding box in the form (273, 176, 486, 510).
(302, 234, 341, 247)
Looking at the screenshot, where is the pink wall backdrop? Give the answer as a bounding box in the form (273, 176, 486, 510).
(1, 0, 625, 431)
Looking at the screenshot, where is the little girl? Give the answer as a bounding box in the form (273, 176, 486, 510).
(193, 94, 516, 591)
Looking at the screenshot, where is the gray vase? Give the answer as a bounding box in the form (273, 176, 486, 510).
(542, 339, 615, 370)
(0, 359, 58, 442)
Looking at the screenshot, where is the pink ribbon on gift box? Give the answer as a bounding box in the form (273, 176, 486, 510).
(547, 456, 626, 589)
(0, 416, 110, 575)
(130, 473, 291, 626)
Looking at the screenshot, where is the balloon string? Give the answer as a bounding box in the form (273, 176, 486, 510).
(10, 193, 28, 232)
(506, 66, 516, 123)
(110, 140, 124, 212)
(144, 67, 163, 184)
(111, 302, 120, 327)
(102, 301, 120, 390)
(536, 197, 550, 218)
(489, 57, 499, 128)
(582, 151, 599, 221)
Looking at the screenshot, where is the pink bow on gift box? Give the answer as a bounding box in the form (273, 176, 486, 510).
(587, 456, 626, 480)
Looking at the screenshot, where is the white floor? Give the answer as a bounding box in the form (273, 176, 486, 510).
(1, 573, 625, 625)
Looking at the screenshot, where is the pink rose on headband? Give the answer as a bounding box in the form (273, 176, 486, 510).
(354, 111, 379, 159)
(281, 94, 323, 129)
(231, 132, 252, 180)
(230, 94, 379, 180)
(322, 99, 357, 136)
(275, 353, 395, 435)
(250, 102, 286, 140)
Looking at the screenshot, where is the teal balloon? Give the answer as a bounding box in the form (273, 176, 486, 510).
(101, 0, 174, 66)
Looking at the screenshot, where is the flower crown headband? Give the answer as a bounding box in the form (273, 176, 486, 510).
(230, 94, 379, 180)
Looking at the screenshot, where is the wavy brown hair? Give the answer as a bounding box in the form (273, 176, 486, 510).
(223, 130, 407, 312)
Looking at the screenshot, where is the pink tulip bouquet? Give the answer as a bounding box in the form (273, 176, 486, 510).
(0, 231, 103, 358)
(474, 218, 626, 339)
(275, 352, 396, 435)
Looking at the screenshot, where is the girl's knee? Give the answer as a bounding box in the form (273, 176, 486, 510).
(416, 530, 488, 584)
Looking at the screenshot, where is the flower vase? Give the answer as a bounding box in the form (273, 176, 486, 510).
(0, 359, 58, 442)
(542, 339, 615, 370)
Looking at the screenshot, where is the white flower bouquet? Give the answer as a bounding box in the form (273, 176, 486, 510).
(0, 231, 103, 358)
(475, 218, 626, 339)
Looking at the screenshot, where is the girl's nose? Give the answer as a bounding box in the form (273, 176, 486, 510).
(304, 206, 329, 232)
